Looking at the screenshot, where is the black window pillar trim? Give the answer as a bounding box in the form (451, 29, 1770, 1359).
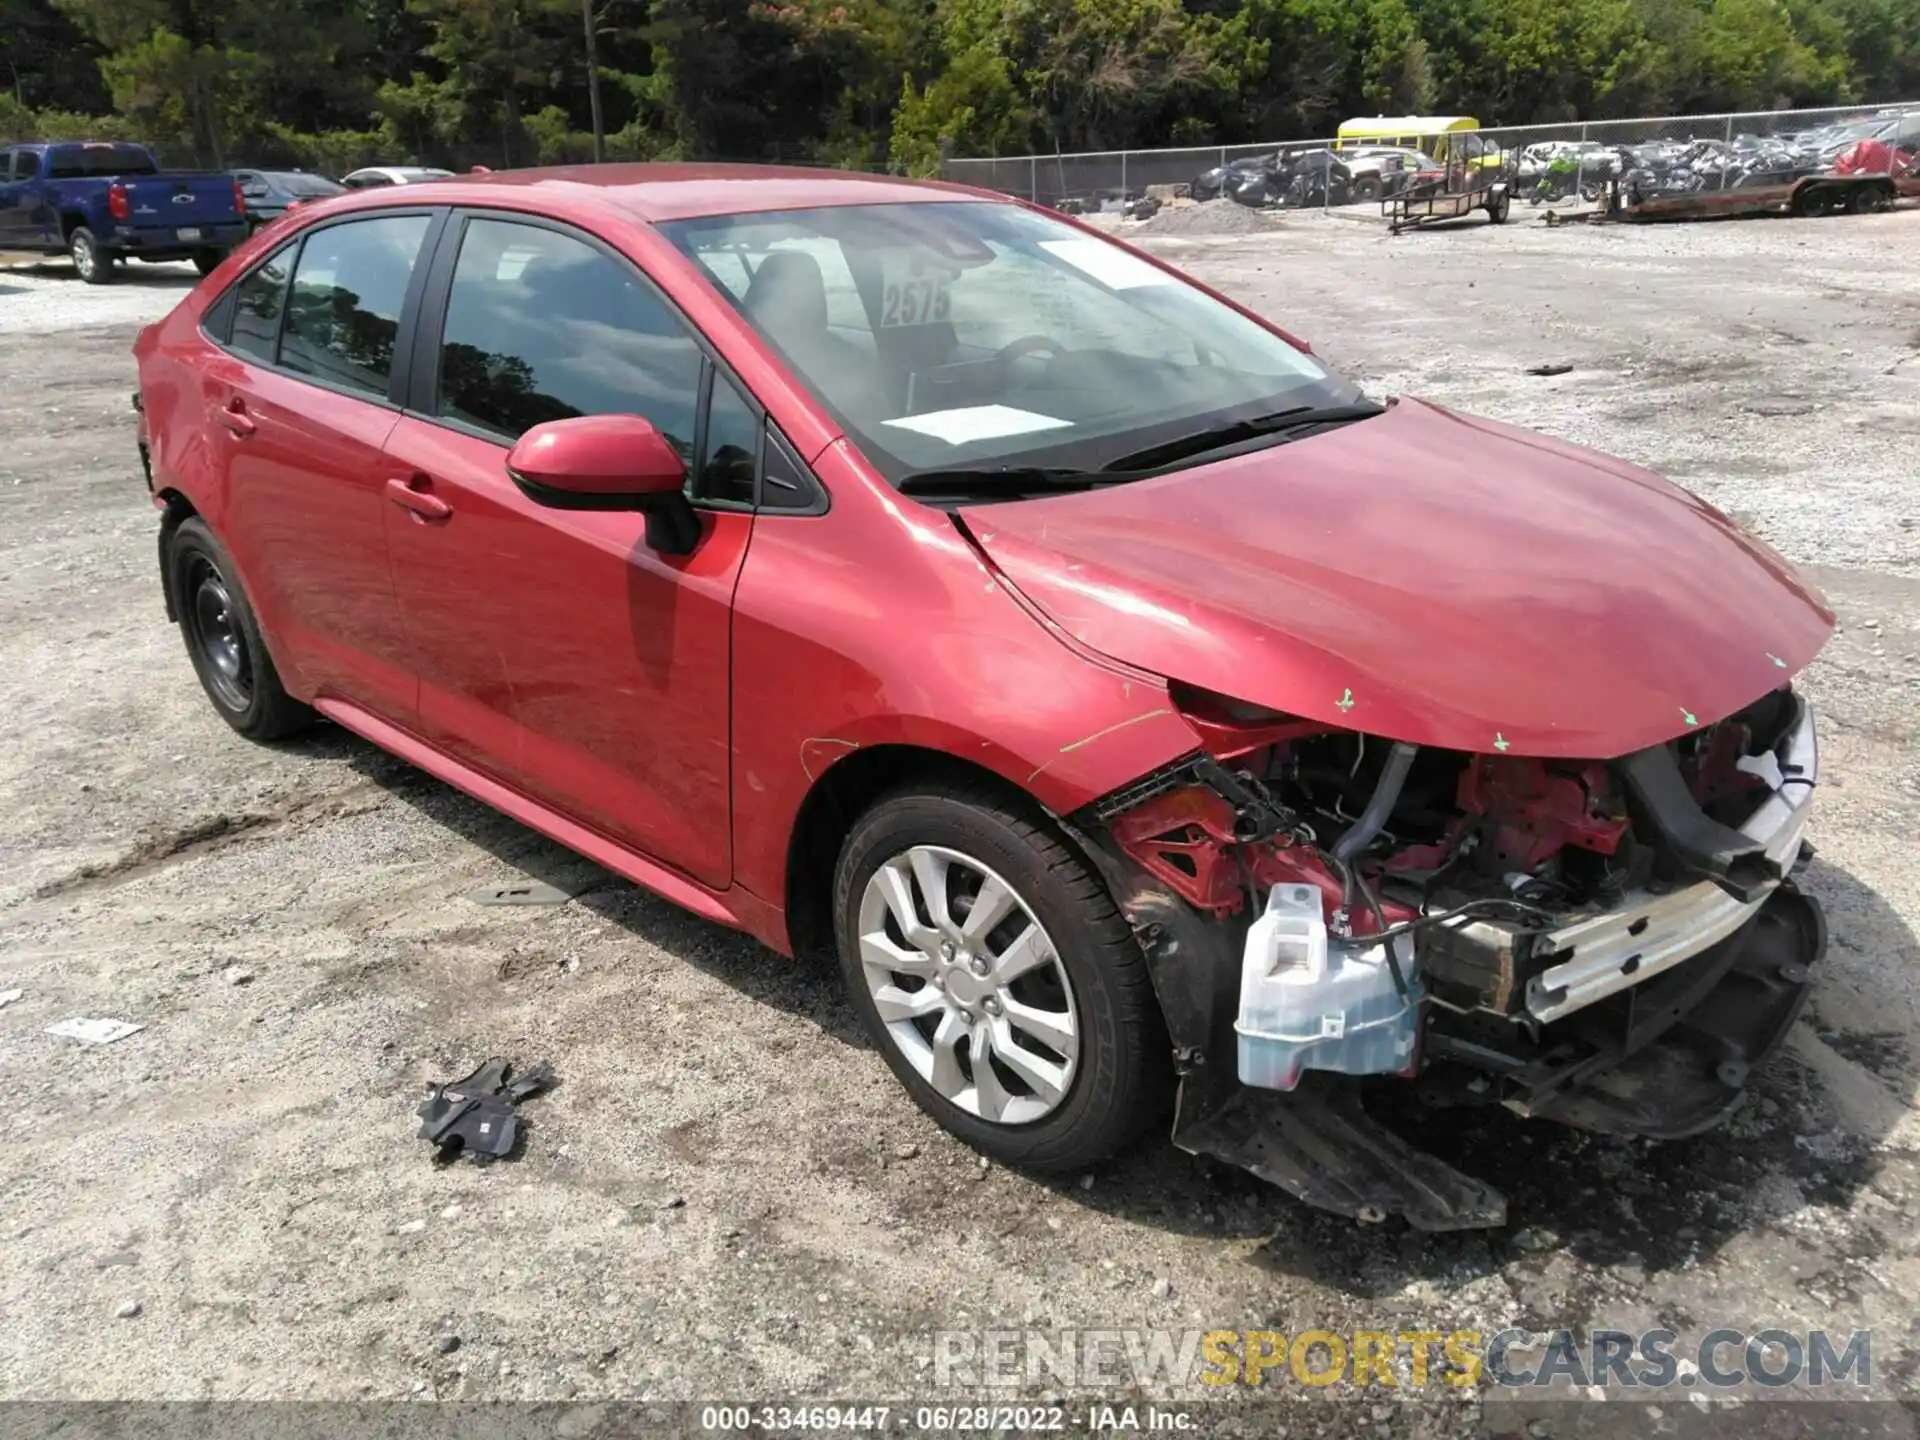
(385, 207, 453, 410)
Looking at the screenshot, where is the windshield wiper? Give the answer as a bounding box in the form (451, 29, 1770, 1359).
(898, 465, 1106, 499)
(1101, 401, 1386, 474)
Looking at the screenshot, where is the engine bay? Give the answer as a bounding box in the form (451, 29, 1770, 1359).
(1097, 683, 1812, 1026)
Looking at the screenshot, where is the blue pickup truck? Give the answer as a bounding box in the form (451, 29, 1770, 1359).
(0, 141, 248, 283)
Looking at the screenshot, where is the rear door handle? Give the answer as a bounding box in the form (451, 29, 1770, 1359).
(385, 475, 452, 523)
(216, 397, 255, 437)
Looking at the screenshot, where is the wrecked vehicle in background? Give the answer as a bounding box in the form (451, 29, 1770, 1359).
(136, 167, 1833, 1231)
(1189, 154, 1284, 206)
(1188, 149, 1354, 208)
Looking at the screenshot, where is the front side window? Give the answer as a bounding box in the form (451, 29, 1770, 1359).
(434, 217, 703, 458)
(696, 373, 759, 505)
(659, 201, 1356, 487)
(281, 214, 432, 398)
(10, 151, 40, 181)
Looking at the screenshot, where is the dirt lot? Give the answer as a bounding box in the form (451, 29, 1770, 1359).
(2, 211, 1919, 1433)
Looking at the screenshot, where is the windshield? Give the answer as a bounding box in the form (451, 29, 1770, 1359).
(46, 144, 157, 179)
(658, 201, 1357, 485)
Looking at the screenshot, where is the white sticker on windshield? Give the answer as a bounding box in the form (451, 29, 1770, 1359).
(881, 406, 1073, 445)
(1038, 238, 1174, 291)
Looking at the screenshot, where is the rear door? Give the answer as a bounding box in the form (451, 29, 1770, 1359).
(197, 209, 444, 722)
(378, 211, 754, 887)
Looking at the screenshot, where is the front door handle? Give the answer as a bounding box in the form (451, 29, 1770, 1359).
(216, 397, 256, 437)
(384, 475, 452, 523)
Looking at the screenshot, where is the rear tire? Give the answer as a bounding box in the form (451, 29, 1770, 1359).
(166, 517, 314, 741)
(1352, 174, 1382, 204)
(1485, 189, 1511, 225)
(833, 781, 1168, 1173)
(70, 226, 112, 285)
(192, 248, 223, 277)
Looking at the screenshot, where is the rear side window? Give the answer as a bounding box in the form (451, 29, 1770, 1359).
(434, 217, 703, 455)
(228, 247, 294, 363)
(281, 214, 432, 399)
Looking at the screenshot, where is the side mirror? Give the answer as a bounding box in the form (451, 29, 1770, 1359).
(506, 414, 700, 554)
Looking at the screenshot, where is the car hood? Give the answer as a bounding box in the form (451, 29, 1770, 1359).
(961, 398, 1832, 759)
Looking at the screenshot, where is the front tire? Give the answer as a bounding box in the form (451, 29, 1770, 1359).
(70, 226, 113, 285)
(833, 781, 1167, 1172)
(166, 517, 313, 741)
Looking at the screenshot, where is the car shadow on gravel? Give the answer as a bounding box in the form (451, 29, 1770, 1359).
(334, 740, 872, 1048)
(3, 261, 197, 287)
(330, 736, 1915, 1291)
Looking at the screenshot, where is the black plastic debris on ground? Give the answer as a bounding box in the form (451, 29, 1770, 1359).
(1526, 362, 1576, 376)
(416, 1057, 557, 1164)
(465, 880, 573, 906)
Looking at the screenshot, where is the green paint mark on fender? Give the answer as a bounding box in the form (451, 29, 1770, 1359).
(1493, 733, 1511, 753)
(1335, 688, 1355, 713)
(1680, 706, 1698, 726)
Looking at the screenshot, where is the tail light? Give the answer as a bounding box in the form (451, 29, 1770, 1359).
(232, 179, 245, 215)
(106, 183, 130, 221)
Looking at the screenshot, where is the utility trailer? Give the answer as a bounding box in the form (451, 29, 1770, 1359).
(1384, 174, 1511, 233)
(1584, 170, 1903, 223)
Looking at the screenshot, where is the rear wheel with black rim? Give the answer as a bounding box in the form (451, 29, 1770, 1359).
(833, 781, 1168, 1172)
(167, 517, 313, 741)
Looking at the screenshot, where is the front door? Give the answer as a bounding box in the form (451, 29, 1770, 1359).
(199, 212, 438, 722)
(381, 213, 753, 888)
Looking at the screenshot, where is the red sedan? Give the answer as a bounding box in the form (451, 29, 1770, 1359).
(134, 165, 1832, 1228)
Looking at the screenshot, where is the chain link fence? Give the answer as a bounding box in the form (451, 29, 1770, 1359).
(941, 102, 1920, 217)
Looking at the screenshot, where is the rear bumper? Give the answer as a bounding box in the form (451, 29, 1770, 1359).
(107, 221, 248, 255)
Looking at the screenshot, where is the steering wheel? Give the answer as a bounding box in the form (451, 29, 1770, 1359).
(993, 334, 1063, 371)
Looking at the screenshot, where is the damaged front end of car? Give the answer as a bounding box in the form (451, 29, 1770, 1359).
(1069, 682, 1823, 1230)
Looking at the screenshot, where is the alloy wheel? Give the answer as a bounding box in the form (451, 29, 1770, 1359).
(856, 845, 1079, 1125)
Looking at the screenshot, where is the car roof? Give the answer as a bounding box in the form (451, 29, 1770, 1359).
(327, 162, 992, 222)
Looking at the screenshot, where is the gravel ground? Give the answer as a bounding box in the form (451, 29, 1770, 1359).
(1, 211, 1918, 1435)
